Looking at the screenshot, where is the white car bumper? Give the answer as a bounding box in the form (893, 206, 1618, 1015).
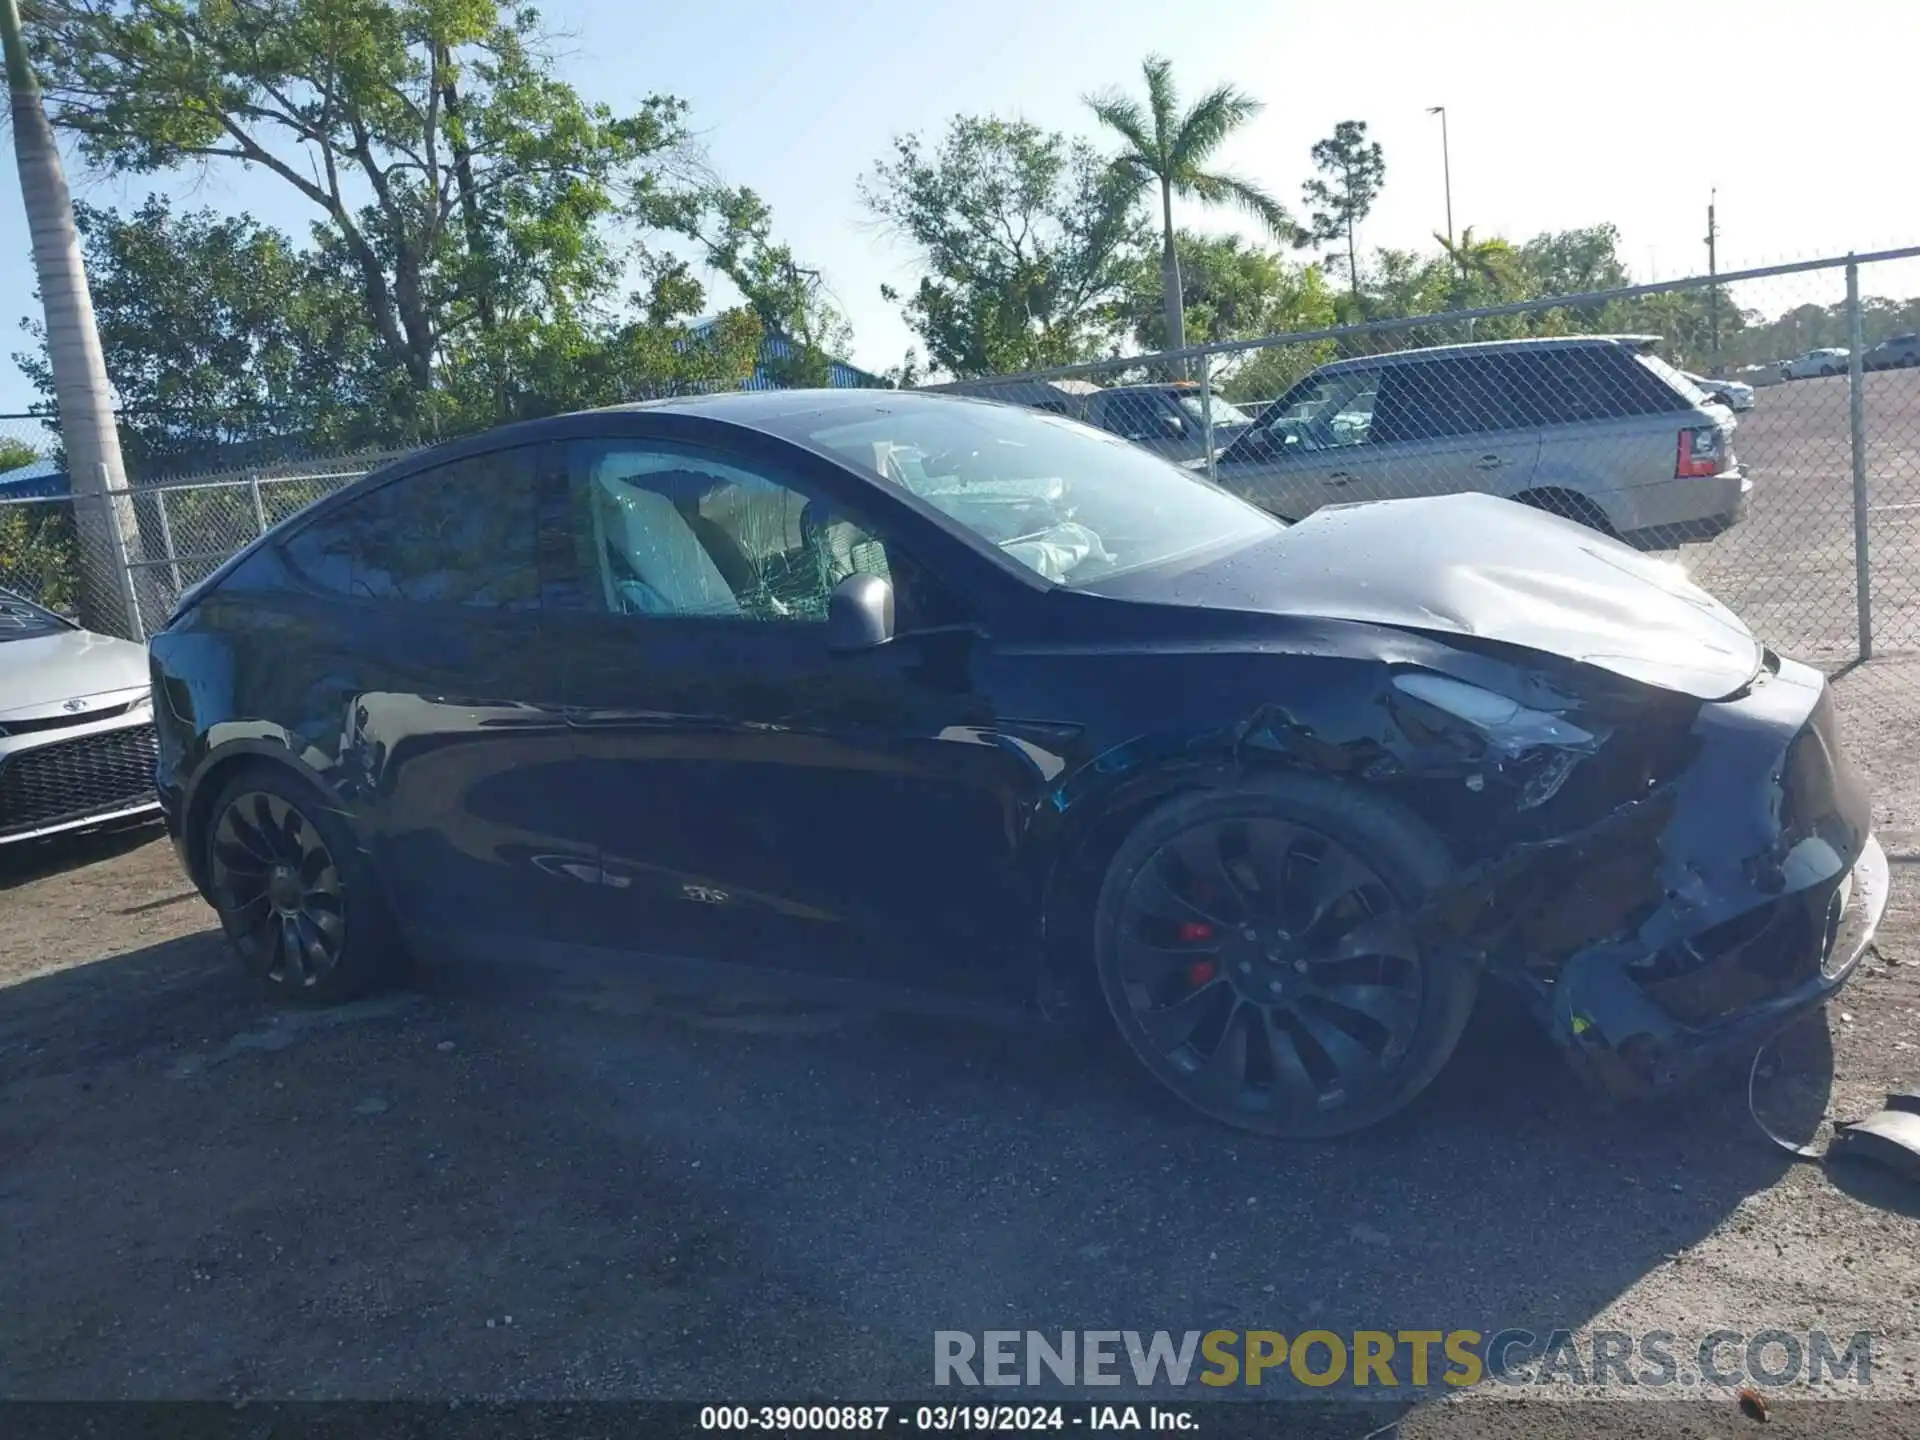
(0, 696, 161, 845)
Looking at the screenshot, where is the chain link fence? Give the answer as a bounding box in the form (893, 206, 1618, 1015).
(0, 450, 403, 635)
(934, 248, 1920, 716)
(4, 248, 1919, 725)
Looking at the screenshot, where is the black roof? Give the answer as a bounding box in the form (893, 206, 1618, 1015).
(361, 388, 1025, 481)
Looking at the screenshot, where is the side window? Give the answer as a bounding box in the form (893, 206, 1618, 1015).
(1260, 371, 1379, 451)
(1373, 357, 1535, 443)
(281, 449, 539, 610)
(1523, 347, 1690, 424)
(570, 441, 894, 625)
(1101, 391, 1170, 443)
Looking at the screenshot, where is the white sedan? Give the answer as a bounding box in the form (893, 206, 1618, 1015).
(1781, 348, 1849, 380)
(1684, 371, 1755, 411)
(0, 588, 159, 844)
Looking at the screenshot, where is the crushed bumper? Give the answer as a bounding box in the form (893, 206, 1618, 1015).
(1416, 655, 1885, 1097)
(1568, 832, 1887, 1096)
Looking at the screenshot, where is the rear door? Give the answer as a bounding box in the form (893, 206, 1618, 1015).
(1523, 345, 1701, 530)
(273, 443, 594, 954)
(1337, 353, 1542, 509)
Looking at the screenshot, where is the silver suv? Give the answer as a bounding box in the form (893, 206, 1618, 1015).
(1211, 336, 1749, 545)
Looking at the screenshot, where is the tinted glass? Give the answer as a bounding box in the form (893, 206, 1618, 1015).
(282, 449, 540, 610)
(1371, 356, 1537, 442)
(1475, 347, 1690, 426)
(803, 402, 1279, 587)
(1097, 391, 1182, 442)
(0, 587, 71, 640)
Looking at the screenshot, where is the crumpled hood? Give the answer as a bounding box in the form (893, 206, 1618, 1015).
(1126, 492, 1764, 700)
(0, 628, 150, 721)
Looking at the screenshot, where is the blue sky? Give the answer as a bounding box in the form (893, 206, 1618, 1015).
(4, 0, 1919, 420)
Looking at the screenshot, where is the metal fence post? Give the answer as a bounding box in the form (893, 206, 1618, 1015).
(101, 466, 146, 642)
(1199, 362, 1217, 485)
(248, 472, 269, 535)
(1846, 257, 1873, 662)
(154, 486, 183, 593)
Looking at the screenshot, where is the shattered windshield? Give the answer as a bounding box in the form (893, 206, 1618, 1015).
(803, 402, 1279, 586)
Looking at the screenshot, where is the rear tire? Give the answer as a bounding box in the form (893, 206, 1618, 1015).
(202, 767, 393, 1005)
(1513, 488, 1615, 535)
(1092, 774, 1479, 1139)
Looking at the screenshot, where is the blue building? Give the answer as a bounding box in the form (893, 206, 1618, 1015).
(0, 454, 64, 500)
(682, 318, 888, 392)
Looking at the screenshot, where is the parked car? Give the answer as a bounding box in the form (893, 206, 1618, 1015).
(1862, 333, 1920, 371)
(1210, 336, 1748, 546)
(934, 378, 1255, 466)
(0, 587, 160, 845)
(1080, 382, 1257, 465)
(1682, 370, 1755, 411)
(148, 391, 1886, 1139)
(1780, 348, 1849, 379)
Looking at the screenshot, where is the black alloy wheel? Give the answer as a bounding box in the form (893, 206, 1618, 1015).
(1095, 780, 1477, 1138)
(209, 789, 347, 990)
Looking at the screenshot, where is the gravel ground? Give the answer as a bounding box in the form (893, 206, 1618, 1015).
(4, 374, 1920, 1434)
(0, 701, 1916, 1435)
(1677, 367, 1920, 669)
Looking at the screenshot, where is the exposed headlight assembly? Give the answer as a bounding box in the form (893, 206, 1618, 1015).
(1392, 673, 1595, 753)
(1392, 672, 1601, 811)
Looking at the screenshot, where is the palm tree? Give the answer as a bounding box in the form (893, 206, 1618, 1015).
(1087, 56, 1293, 365)
(1, 0, 142, 636)
(1435, 227, 1522, 294)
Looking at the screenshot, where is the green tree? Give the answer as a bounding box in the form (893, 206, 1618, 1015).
(1516, 224, 1631, 298)
(25, 0, 797, 434)
(685, 185, 858, 388)
(1302, 120, 1387, 306)
(1087, 56, 1293, 361)
(1117, 231, 1338, 400)
(861, 116, 1147, 379)
(17, 197, 393, 471)
(0, 436, 78, 612)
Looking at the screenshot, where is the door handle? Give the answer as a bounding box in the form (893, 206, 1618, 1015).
(1473, 455, 1507, 471)
(1327, 472, 1357, 485)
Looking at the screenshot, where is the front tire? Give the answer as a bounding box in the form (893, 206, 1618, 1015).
(1092, 775, 1479, 1138)
(203, 768, 392, 1004)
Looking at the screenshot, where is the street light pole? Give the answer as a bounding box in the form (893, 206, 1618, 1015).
(1427, 105, 1454, 265)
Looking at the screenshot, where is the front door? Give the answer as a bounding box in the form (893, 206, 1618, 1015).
(554, 435, 1042, 998)
(1212, 368, 1385, 519)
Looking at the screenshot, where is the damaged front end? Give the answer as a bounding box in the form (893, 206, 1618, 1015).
(1417, 651, 1884, 1096)
(1242, 641, 1886, 1099)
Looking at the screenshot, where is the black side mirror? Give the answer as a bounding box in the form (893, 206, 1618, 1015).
(1160, 412, 1186, 438)
(828, 572, 894, 652)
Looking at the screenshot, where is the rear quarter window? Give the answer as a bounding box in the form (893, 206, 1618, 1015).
(1510, 346, 1694, 425)
(280, 449, 542, 610)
